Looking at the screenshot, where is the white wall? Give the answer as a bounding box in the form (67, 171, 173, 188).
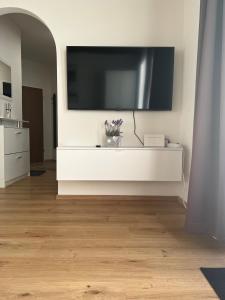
(22, 59, 56, 160)
(55, 0, 186, 196)
(57, 0, 184, 148)
(0, 16, 22, 120)
(180, 0, 200, 201)
(0, 0, 200, 197)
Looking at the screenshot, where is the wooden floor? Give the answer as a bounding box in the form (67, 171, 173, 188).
(0, 163, 224, 299)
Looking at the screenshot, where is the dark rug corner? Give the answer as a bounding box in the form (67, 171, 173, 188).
(200, 268, 225, 299)
(30, 170, 46, 176)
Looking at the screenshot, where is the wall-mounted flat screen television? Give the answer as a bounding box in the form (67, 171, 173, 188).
(67, 46, 174, 111)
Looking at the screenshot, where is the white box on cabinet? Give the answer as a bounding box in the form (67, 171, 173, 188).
(144, 134, 165, 147)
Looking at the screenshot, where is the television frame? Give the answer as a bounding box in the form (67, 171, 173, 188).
(66, 46, 175, 111)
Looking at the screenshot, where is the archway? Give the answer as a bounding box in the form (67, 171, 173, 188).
(0, 8, 58, 188)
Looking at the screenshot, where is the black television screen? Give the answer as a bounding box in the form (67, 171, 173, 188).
(67, 46, 174, 111)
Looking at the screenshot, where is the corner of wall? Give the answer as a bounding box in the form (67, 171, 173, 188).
(179, 0, 201, 202)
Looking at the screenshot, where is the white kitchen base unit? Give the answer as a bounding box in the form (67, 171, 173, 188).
(57, 146, 183, 182)
(0, 125, 30, 188)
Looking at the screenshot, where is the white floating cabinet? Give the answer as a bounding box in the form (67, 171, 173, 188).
(57, 146, 183, 182)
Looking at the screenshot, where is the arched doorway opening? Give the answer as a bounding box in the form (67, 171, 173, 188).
(0, 9, 57, 189)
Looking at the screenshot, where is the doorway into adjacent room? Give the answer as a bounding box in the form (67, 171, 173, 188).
(22, 86, 44, 163)
(0, 12, 57, 181)
(11, 13, 57, 173)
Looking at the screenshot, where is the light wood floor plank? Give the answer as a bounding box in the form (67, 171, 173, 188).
(0, 162, 222, 299)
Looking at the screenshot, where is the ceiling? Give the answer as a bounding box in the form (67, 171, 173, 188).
(8, 13, 56, 65)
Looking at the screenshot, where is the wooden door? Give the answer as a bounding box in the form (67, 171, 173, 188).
(22, 86, 44, 163)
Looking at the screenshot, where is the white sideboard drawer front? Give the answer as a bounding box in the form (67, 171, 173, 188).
(4, 128, 29, 154)
(5, 152, 29, 182)
(57, 148, 183, 181)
